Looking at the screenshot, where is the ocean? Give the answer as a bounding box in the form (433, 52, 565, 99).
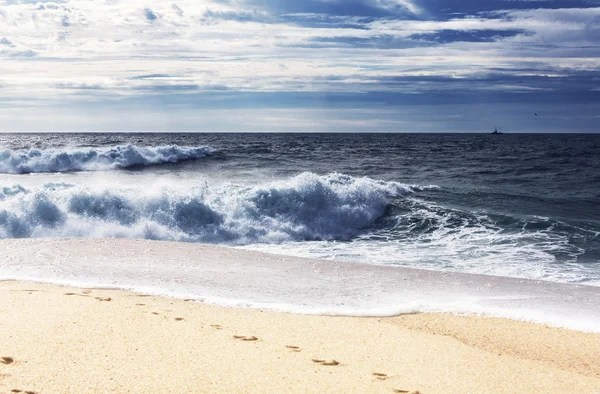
(2, 132, 600, 331)
(1, 133, 599, 283)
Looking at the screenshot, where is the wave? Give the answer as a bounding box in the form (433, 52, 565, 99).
(246, 199, 600, 285)
(2, 171, 596, 285)
(0, 173, 414, 243)
(0, 145, 216, 173)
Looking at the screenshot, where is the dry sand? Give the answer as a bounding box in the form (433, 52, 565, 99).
(1, 281, 599, 394)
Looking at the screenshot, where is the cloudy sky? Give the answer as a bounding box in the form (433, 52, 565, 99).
(0, 0, 599, 132)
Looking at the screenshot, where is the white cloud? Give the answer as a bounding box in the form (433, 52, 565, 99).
(374, 0, 422, 14)
(0, 0, 598, 110)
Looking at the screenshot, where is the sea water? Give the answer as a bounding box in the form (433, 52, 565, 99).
(0, 133, 599, 329)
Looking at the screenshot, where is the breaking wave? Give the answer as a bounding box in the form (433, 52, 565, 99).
(0, 173, 413, 243)
(0, 145, 216, 173)
(0, 170, 597, 285)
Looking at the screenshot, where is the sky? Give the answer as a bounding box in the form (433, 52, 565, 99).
(0, 0, 599, 132)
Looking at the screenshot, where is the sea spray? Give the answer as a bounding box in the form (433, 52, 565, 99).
(0, 172, 413, 242)
(0, 145, 216, 173)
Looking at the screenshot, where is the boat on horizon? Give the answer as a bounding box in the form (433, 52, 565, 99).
(491, 127, 503, 135)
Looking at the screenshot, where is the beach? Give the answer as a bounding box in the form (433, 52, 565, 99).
(1, 281, 600, 394)
(1, 239, 600, 393)
(1, 0, 599, 389)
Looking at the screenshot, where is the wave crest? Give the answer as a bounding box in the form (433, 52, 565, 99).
(0, 144, 216, 173)
(0, 173, 414, 243)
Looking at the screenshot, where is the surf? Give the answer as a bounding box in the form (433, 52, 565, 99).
(2, 238, 599, 333)
(1, 170, 597, 285)
(0, 144, 216, 173)
(0, 172, 414, 242)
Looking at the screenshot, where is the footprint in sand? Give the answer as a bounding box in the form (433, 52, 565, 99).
(64, 293, 111, 302)
(64, 292, 89, 298)
(373, 372, 388, 381)
(11, 390, 37, 394)
(311, 359, 340, 366)
(286, 345, 301, 353)
(393, 390, 421, 394)
(233, 335, 259, 342)
(150, 311, 178, 319)
(1, 357, 15, 365)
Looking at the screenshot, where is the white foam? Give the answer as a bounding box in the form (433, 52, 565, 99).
(2, 238, 599, 333)
(0, 144, 215, 173)
(0, 172, 412, 242)
(0, 172, 596, 285)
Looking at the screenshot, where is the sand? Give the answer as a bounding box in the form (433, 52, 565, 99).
(1, 281, 600, 394)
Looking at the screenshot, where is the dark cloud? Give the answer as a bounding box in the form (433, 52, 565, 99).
(246, 0, 414, 18)
(409, 29, 526, 43)
(417, 0, 600, 19)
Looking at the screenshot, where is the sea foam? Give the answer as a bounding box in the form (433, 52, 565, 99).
(0, 172, 413, 243)
(0, 144, 215, 173)
(2, 238, 599, 333)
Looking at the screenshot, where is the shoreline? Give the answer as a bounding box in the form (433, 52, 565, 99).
(1, 238, 600, 333)
(1, 281, 600, 393)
